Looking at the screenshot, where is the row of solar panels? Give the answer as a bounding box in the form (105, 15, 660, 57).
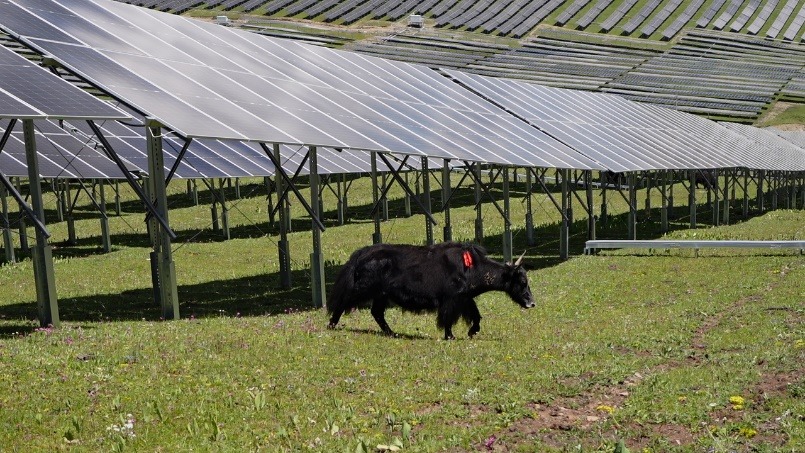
(2, 0, 805, 185)
(346, 26, 805, 122)
(115, 0, 805, 42)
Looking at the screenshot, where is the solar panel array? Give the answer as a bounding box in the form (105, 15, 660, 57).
(729, 0, 762, 32)
(446, 69, 776, 173)
(600, 0, 639, 32)
(639, 0, 683, 38)
(1, 0, 605, 173)
(603, 29, 805, 122)
(696, 0, 728, 27)
(746, 0, 779, 35)
(466, 33, 659, 90)
(3, 0, 804, 180)
(766, 0, 798, 39)
(783, 3, 805, 41)
(711, 0, 745, 30)
(661, 0, 705, 40)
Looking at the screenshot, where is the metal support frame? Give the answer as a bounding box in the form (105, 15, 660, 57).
(99, 180, 111, 253)
(219, 178, 230, 240)
(14, 178, 28, 252)
(722, 169, 731, 225)
(585, 170, 596, 241)
(370, 152, 382, 244)
(369, 155, 410, 218)
(272, 145, 291, 290)
(146, 120, 179, 320)
(87, 120, 176, 240)
(260, 143, 324, 232)
(712, 169, 720, 226)
(525, 169, 535, 245)
(628, 172, 637, 240)
(380, 173, 389, 221)
(467, 162, 511, 227)
(660, 170, 668, 233)
(442, 159, 452, 242)
(421, 156, 433, 245)
(0, 180, 14, 263)
(309, 146, 326, 308)
(474, 163, 483, 243)
(689, 170, 697, 228)
(376, 153, 439, 227)
(502, 166, 512, 262)
(65, 181, 76, 244)
(560, 168, 569, 260)
(23, 120, 59, 327)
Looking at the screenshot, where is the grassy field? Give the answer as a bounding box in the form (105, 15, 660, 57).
(0, 173, 803, 451)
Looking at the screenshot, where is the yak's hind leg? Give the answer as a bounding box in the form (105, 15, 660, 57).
(462, 299, 482, 338)
(371, 297, 395, 336)
(437, 299, 462, 340)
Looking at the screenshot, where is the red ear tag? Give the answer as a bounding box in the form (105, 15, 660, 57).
(463, 251, 473, 268)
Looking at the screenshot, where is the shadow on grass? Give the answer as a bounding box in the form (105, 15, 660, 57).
(336, 327, 432, 341)
(0, 267, 322, 325)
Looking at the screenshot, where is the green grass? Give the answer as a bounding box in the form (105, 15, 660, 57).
(0, 173, 803, 451)
(759, 103, 805, 127)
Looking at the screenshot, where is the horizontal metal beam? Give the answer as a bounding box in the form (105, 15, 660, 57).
(585, 239, 805, 254)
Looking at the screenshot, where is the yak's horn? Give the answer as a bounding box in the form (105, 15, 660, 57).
(514, 251, 525, 267)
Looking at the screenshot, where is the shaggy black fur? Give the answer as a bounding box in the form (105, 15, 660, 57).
(326, 242, 535, 340)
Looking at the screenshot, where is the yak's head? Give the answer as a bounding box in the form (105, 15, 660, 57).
(505, 252, 535, 309)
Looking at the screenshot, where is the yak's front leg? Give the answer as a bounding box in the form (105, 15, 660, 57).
(462, 299, 482, 338)
(371, 297, 394, 336)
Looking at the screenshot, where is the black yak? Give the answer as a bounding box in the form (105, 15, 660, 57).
(326, 242, 535, 340)
(694, 169, 716, 189)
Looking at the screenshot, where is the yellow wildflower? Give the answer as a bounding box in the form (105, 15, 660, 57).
(738, 427, 757, 438)
(595, 404, 615, 414)
(729, 395, 746, 410)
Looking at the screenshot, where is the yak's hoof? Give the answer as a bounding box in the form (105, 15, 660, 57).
(444, 334, 456, 340)
(468, 326, 480, 338)
(327, 322, 338, 329)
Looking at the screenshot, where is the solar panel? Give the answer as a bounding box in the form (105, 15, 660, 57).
(0, 44, 129, 120)
(1, 0, 602, 172)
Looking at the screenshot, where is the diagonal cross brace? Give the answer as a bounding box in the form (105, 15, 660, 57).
(86, 120, 176, 240)
(260, 143, 325, 232)
(465, 161, 511, 226)
(369, 154, 409, 217)
(377, 152, 438, 225)
(0, 171, 50, 238)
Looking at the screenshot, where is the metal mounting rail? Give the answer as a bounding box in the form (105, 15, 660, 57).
(585, 240, 805, 255)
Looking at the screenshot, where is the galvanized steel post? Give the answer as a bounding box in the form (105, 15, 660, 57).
(309, 146, 325, 308)
(146, 119, 179, 320)
(24, 119, 59, 327)
(273, 144, 291, 289)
